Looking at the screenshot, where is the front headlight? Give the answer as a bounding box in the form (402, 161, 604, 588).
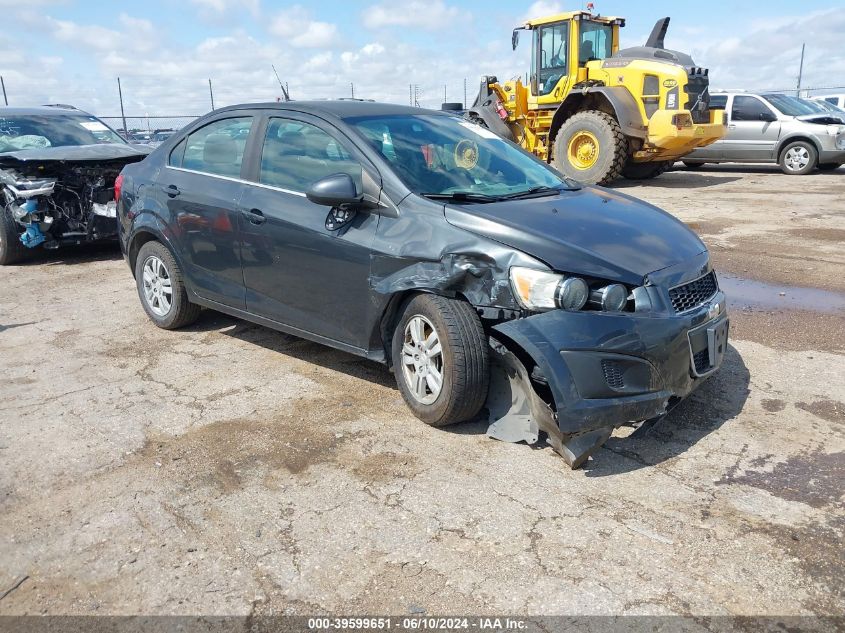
(510, 267, 589, 311)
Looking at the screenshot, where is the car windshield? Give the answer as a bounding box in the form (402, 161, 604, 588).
(761, 94, 819, 117)
(0, 113, 126, 153)
(812, 100, 845, 115)
(347, 113, 576, 199)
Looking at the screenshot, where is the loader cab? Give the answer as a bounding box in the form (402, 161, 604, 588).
(518, 12, 622, 104)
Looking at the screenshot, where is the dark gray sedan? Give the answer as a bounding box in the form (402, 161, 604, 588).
(116, 101, 728, 468)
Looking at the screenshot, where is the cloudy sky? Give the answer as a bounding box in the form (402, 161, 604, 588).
(1, 0, 843, 116)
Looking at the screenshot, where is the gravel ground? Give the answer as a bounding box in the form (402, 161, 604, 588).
(0, 164, 843, 618)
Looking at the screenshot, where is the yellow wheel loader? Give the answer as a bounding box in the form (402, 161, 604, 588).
(466, 11, 727, 184)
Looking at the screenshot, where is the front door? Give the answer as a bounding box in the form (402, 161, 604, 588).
(162, 115, 256, 307)
(238, 114, 379, 349)
(725, 95, 781, 160)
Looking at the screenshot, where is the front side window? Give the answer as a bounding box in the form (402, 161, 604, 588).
(731, 96, 773, 122)
(0, 114, 125, 153)
(178, 116, 252, 178)
(580, 21, 612, 64)
(537, 23, 568, 96)
(349, 114, 571, 198)
(259, 119, 362, 192)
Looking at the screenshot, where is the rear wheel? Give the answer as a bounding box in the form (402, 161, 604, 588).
(0, 204, 26, 266)
(779, 141, 817, 175)
(683, 160, 706, 169)
(817, 163, 842, 171)
(135, 241, 201, 329)
(391, 294, 489, 427)
(622, 160, 673, 180)
(552, 110, 627, 185)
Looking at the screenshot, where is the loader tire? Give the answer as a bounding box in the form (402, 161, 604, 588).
(622, 160, 673, 180)
(552, 110, 627, 185)
(0, 203, 27, 266)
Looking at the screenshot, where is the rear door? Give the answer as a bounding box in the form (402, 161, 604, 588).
(163, 114, 258, 307)
(724, 95, 781, 160)
(237, 112, 380, 349)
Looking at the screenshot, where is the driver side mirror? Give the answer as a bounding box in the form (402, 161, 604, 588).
(512, 29, 520, 50)
(306, 173, 363, 207)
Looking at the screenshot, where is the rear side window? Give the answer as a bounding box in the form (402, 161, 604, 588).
(259, 119, 361, 192)
(709, 94, 727, 110)
(168, 138, 186, 167)
(177, 117, 253, 178)
(731, 96, 771, 122)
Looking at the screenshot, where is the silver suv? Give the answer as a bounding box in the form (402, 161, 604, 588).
(684, 92, 845, 174)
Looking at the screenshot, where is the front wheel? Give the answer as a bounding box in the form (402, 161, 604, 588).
(552, 110, 627, 185)
(135, 241, 201, 329)
(391, 294, 489, 427)
(779, 141, 817, 175)
(0, 204, 26, 266)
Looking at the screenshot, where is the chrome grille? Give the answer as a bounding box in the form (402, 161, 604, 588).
(669, 271, 718, 313)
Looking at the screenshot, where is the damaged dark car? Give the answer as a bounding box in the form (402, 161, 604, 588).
(0, 106, 149, 265)
(117, 101, 729, 468)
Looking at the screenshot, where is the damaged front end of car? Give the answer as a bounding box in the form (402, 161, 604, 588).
(0, 146, 148, 257)
(372, 230, 727, 469)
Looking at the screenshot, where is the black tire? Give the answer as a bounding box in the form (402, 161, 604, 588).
(552, 110, 627, 185)
(391, 294, 489, 427)
(134, 241, 201, 329)
(441, 102, 464, 111)
(622, 160, 673, 180)
(683, 161, 706, 168)
(0, 204, 27, 266)
(779, 140, 817, 175)
(817, 163, 842, 171)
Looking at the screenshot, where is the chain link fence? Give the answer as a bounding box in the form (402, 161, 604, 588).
(98, 115, 203, 137)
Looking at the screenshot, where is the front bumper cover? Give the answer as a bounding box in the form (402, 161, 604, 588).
(487, 289, 728, 468)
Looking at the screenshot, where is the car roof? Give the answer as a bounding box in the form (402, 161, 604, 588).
(0, 105, 93, 116)
(212, 100, 444, 120)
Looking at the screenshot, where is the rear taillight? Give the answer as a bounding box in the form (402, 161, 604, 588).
(114, 173, 124, 203)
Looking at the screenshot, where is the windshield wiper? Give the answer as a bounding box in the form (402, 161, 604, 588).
(497, 185, 565, 200)
(421, 191, 503, 203)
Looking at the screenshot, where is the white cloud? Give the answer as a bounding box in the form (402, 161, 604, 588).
(522, 1, 563, 23)
(190, 0, 260, 17)
(50, 13, 157, 54)
(362, 1, 466, 31)
(2, 3, 843, 119)
(663, 8, 845, 92)
(268, 6, 338, 48)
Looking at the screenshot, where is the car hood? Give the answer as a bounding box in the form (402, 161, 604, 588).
(443, 187, 706, 285)
(794, 114, 845, 125)
(0, 143, 150, 165)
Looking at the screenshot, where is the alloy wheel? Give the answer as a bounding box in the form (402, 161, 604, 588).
(400, 315, 444, 405)
(141, 255, 173, 317)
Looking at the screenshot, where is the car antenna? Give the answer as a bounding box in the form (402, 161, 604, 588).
(272, 65, 291, 101)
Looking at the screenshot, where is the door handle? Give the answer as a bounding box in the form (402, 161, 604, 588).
(728, 124, 736, 129)
(242, 208, 266, 225)
(161, 184, 180, 197)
